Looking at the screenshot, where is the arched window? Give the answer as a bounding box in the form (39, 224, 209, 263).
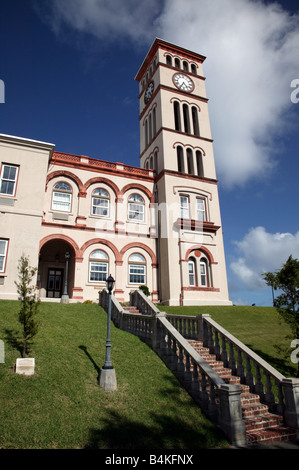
(183, 104, 190, 133)
(192, 106, 200, 136)
(175, 58, 180, 69)
(177, 146, 185, 173)
(200, 258, 208, 287)
(191, 63, 197, 75)
(154, 151, 158, 173)
(196, 151, 204, 177)
(52, 181, 72, 212)
(187, 148, 194, 175)
(89, 250, 108, 282)
(145, 118, 148, 147)
(149, 113, 152, 142)
(91, 188, 110, 216)
(183, 61, 189, 72)
(173, 101, 181, 131)
(166, 55, 172, 66)
(152, 107, 156, 136)
(188, 257, 196, 286)
(128, 193, 145, 221)
(129, 253, 146, 284)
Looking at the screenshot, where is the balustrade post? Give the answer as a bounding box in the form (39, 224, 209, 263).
(151, 313, 166, 353)
(218, 384, 246, 446)
(201, 314, 211, 348)
(282, 378, 299, 432)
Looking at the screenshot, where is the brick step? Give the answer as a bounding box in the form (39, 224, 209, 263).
(123, 306, 142, 314)
(242, 403, 270, 418)
(187, 339, 297, 445)
(244, 413, 283, 431)
(240, 393, 261, 405)
(246, 426, 298, 444)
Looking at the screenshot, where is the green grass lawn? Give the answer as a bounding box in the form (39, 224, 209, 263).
(0, 300, 228, 449)
(160, 305, 297, 378)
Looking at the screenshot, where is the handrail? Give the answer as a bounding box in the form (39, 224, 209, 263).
(204, 315, 285, 381)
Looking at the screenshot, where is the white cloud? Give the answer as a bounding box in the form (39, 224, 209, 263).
(230, 226, 299, 290)
(156, 0, 299, 187)
(37, 0, 299, 187)
(37, 0, 162, 44)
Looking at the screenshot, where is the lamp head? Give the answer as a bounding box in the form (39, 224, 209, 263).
(106, 274, 115, 293)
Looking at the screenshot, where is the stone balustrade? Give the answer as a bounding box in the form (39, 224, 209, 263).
(99, 288, 299, 443)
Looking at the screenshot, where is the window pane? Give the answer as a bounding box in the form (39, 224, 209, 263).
(129, 253, 145, 263)
(90, 250, 108, 260)
(200, 261, 207, 286)
(93, 188, 109, 197)
(188, 261, 195, 286)
(54, 182, 72, 191)
(129, 264, 145, 284)
(129, 193, 144, 203)
(0, 165, 17, 195)
(180, 196, 189, 219)
(92, 197, 109, 216)
(197, 199, 206, 221)
(0, 240, 7, 255)
(128, 203, 144, 220)
(0, 240, 7, 272)
(52, 192, 71, 211)
(89, 261, 108, 282)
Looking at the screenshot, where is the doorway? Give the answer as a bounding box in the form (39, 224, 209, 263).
(47, 268, 64, 298)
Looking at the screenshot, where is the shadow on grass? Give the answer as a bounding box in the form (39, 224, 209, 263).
(4, 328, 23, 355)
(79, 345, 100, 380)
(84, 373, 227, 450)
(84, 408, 225, 450)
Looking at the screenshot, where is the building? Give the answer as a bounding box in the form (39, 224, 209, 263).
(0, 38, 231, 306)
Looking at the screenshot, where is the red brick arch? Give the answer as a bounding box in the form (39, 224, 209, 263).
(185, 245, 216, 264)
(120, 242, 157, 267)
(39, 234, 81, 258)
(46, 170, 85, 194)
(120, 183, 155, 203)
(84, 177, 120, 201)
(79, 238, 121, 264)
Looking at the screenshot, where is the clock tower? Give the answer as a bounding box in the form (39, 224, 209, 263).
(135, 39, 231, 306)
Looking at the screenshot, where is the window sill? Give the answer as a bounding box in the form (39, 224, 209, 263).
(0, 196, 16, 206)
(174, 218, 220, 233)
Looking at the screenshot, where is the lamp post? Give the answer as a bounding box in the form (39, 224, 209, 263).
(99, 274, 117, 391)
(61, 251, 70, 304)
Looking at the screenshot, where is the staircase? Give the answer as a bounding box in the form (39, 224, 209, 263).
(99, 289, 299, 447)
(188, 339, 297, 444)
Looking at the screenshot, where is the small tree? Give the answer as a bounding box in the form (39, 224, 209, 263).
(139, 285, 150, 297)
(263, 255, 299, 376)
(15, 255, 40, 358)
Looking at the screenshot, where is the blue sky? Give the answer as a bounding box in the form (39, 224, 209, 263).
(1, 0, 298, 306)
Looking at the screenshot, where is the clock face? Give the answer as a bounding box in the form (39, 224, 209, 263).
(144, 81, 154, 104)
(173, 73, 194, 92)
